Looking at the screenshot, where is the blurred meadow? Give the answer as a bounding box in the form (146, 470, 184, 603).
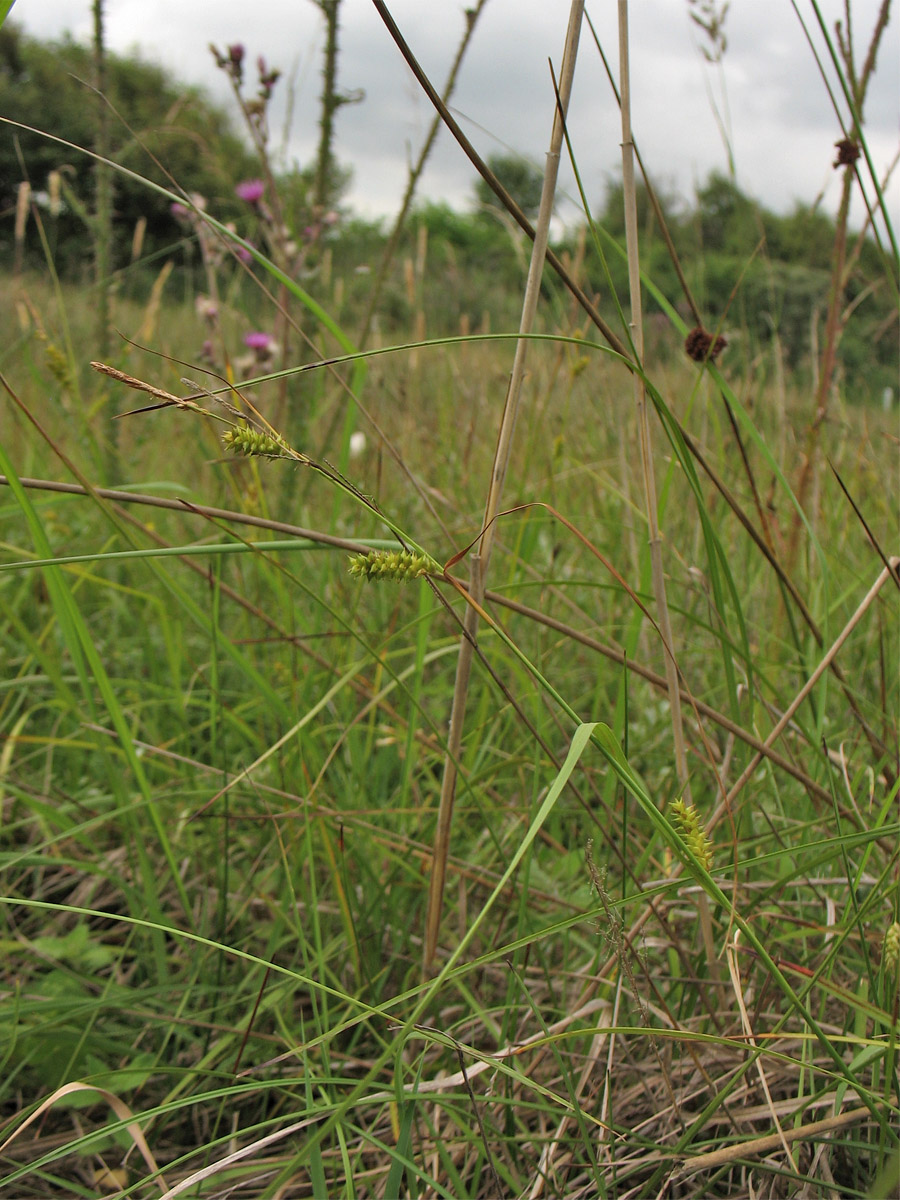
(0, 2, 898, 1197)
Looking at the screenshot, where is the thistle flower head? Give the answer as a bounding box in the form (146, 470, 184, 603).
(195, 295, 218, 325)
(211, 42, 245, 84)
(257, 56, 281, 98)
(236, 178, 266, 205)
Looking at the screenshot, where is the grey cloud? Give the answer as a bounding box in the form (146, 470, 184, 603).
(8, 0, 897, 223)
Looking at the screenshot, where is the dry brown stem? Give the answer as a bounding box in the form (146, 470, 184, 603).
(423, 0, 587, 968)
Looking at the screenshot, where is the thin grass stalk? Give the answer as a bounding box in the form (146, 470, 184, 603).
(789, 0, 894, 553)
(372, 0, 630, 361)
(586, 12, 703, 328)
(618, 2, 691, 807)
(357, 1, 487, 350)
(13, 180, 29, 276)
(715, 556, 899, 822)
(3, 472, 869, 809)
(92, 0, 112, 362)
(424, 0, 586, 968)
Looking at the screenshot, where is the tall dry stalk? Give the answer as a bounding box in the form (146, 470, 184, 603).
(13, 181, 29, 276)
(789, 0, 893, 557)
(92, 0, 113, 362)
(618, 3, 716, 976)
(311, 0, 344, 212)
(617, 0, 691, 808)
(424, 0, 586, 967)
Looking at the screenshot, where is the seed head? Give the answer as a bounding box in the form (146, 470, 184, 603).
(685, 326, 727, 364)
(348, 550, 438, 582)
(222, 421, 288, 458)
(884, 922, 900, 971)
(833, 138, 860, 168)
(671, 799, 714, 872)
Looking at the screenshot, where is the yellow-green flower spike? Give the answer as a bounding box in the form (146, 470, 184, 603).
(45, 343, 74, 391)
(222, 421, 288, 458)
(671, 798, 714, 872)
(348, 549, 438, 582)
(884, 922, 900, 971)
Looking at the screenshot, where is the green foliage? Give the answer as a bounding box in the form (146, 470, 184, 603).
(1, 275, 896, 1193)
(695, 169, 762, 253)
(0, 23, 258, 275)
(578, 170, 897, 397)
(474, 152, 545, 221)
(596, 175, 683, 244)
(1, 5, 897, 1192)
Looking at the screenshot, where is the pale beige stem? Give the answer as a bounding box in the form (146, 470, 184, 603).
(424, 0, 586, 967)
(678, 1106, 875, 1176)
(619, 2, 716, 993)
(13, 181, 30, 277)
(618, 0, 691, 807)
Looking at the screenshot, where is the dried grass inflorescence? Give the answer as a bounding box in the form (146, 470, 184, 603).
(833, 137, 860, 168)
(348, 549, 438, 582)
(221, 422, 288, 458)
(685, 325, 727, 363)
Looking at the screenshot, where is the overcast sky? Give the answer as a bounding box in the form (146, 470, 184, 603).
(9, 0, 899, 227)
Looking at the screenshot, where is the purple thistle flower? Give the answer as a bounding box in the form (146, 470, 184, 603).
(243, 332, 273, 350)
(235, 179, 265, 205)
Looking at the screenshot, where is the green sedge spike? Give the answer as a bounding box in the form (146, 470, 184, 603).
(348, 549, 438, 582)
(670, 798, 714, 872)
(884, 922, 900, 971)
(222, 421, 289, 458)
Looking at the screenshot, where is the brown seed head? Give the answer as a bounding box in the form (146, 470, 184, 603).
(685, 326, 727, 364)
(833, 138, 860, 168)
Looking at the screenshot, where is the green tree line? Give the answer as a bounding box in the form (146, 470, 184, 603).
(2, 25, 895, 397)
(0, 23, 259, 275)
